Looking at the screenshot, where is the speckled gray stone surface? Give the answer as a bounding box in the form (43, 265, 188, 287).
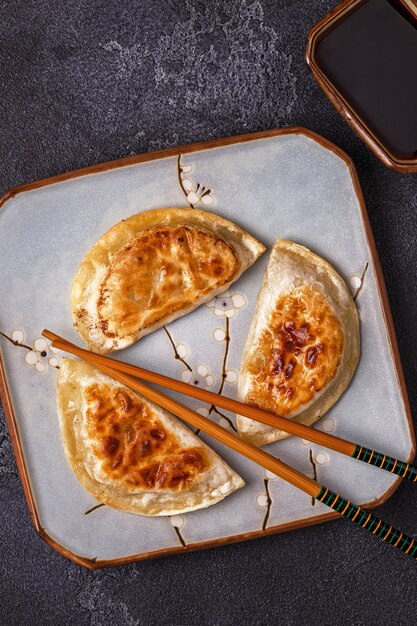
(1, 1, 417, 624)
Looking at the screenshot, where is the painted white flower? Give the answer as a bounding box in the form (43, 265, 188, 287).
(213, 328, 226, 342)
(319, 417, 335, 433)
(10, 329, 25, 345)
(169, 514, 187, 546)
(23, 335, 60, 373)
(265, 469, 278, 480)
(350, 275, 362, 290)
(256, 493, 269, 508)
(196, 407, 210, 417)
(175, 343, 188, 359)
(181, 364, 215, 388)
(314, 452, 329, 466)
(224, 369, 237, 384)
(180, 163, 193, 175)
(206, 290, 247, 319)
(178, 159, 215, 208)
(181, 179, 214, 207)
(169, 515, 185, 530)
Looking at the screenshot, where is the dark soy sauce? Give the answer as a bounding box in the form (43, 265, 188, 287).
(315, 0, 417, 158)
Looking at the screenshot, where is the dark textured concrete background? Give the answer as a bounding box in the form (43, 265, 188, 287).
(1, 1, 417, 624)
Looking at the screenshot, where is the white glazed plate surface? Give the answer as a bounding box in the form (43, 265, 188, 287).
(0, 129, 413, 565)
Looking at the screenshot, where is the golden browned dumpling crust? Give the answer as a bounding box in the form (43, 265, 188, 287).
(96, 225, 239, 343)
(71, 208, 265, 354)
(84, 382, 209, 492)
(237, 240, 360, 446)
(245, 287, 344, 417)
(57, 358, 244, 515)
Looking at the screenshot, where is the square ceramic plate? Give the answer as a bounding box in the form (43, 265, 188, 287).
(0, 128, 414, 568)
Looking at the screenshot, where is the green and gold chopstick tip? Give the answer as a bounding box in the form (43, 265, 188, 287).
(352, 445, 417, 482)
(316, 485, 417, 558)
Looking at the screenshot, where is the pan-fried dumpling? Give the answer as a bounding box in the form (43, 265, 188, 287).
(237, 240, 360, 446)
(57, 358, 244, 516)
(72, 208, 265, 354)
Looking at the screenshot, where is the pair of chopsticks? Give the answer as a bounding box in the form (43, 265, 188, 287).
(43, 329, 417, 560)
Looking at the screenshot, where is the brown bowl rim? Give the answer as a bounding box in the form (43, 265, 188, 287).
(306, 0, 417, 173)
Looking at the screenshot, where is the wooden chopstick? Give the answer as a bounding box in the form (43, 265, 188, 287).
(43, 329, 417, 483)
(46, 334, 417, 561)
